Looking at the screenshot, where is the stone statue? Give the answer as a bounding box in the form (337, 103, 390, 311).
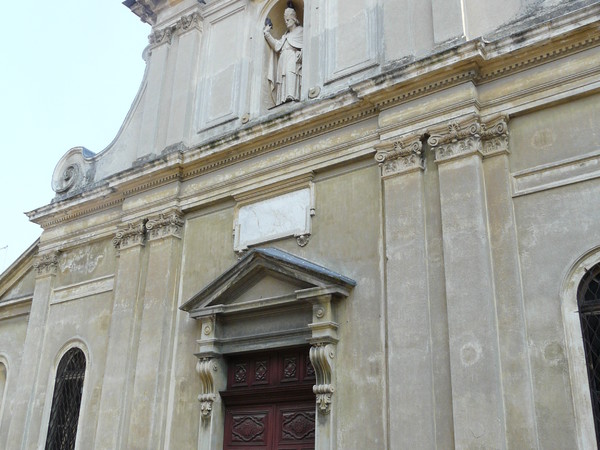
(263, 2, 303, 105)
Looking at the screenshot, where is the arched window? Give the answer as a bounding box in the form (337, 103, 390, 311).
(45, 348, 86, 450)
(578, 263, 600, 447)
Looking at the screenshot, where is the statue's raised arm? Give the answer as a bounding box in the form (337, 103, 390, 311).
(264, 2, 303, 105)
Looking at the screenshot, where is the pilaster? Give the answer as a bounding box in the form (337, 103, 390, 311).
(376, 134, 437, 448)
(481, 116, 538, 447)
(6, 251, 59, 449)
(428, 115, 506, 448)
(95, 220, 146, 449)
(126, 208, 183, 450)
(164, 11, 203, 148)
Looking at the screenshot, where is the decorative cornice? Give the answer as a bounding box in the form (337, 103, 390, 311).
(182, 106, 378, 180)
(428, 115, 509, 163)
(33, 251, 60, 277)
(375, 135, 424, 178)
(124, 0, 157, 25)
(112, 219, 146, 250)
(196, 356, 218, 421)
(146, 209, 184, 240)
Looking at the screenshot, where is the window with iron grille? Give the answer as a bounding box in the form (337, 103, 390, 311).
(578, 263, 600, 448)
(44, 348, 86, 450)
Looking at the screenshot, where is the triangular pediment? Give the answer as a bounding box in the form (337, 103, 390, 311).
(180, 248, 355, 316)
(0, 240, 38, 304)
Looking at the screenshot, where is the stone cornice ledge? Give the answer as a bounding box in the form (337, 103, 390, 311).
(350, 1, 600, 106)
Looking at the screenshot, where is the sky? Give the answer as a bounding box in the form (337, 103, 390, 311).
(0, 1, 150, 274)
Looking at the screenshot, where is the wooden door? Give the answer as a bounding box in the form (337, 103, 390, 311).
(222, 348, 315, 450)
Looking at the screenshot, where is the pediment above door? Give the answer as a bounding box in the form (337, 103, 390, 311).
(181, 247, 355, 317)
(180, 248, 355, 355)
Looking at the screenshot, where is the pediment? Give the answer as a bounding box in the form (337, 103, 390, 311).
(180, 248, 355, 317)
(0, 240, 38, 304)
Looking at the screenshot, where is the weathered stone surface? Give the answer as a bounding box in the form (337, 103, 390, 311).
(3, 1, 600, 448)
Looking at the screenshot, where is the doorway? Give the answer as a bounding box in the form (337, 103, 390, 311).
(221, 347, 315, 450)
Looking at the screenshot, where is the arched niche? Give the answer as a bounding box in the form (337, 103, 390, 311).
(259, 0, 305, 111)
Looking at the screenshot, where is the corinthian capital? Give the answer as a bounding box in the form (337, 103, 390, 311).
(146, 209, 184, 241)
(428, 115, 510, 162)
(375, 134, 424, 178)
(113, 219, 146, 250)
(480, 115, 509, 157)
(34, 251, 60, 277)
(428, 115, 482, 163)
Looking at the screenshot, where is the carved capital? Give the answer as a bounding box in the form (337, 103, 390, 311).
(309, 343, 336, 415)
(33, 251, 60, 277)
(149, 25, 177, 46)
(428, 115, 510, 162)
(428, 116, 482, 163)
(480, 115, 509, 158)
(146, 209, 184, 241)
(148, 12, 203, 46)
(178, 12, 202, 33)
(196, 357, 218, 421)
(375, 135, 424, 178)
(113, 220, 146, 250)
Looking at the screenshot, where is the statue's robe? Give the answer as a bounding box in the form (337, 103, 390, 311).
(267, 26, 303, 105)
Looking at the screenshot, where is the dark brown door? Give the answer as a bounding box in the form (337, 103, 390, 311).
(222, 348, 315, 450)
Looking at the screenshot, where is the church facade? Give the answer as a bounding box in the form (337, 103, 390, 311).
(2, 0, 600, 448)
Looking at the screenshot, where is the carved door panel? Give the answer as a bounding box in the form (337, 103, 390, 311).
(224, 402, 315, 450)
(223, 348, 315, 450)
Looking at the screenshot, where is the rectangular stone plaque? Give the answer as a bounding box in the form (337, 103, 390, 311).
(234, 188, 313, 251)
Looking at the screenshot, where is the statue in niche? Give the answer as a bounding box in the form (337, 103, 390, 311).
(263, 2, 303, 105)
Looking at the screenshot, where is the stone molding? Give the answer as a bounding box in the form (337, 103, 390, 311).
(124, 0, 157, 25)
(146, 209, 184, 241)
(196, 356, 218, 421)
(33, 251, 60, 277)
(375, 135, 424, 178)
(428, 115, 509, 163)
(148, 12, 202, 47)
(112, 220, 147, 250)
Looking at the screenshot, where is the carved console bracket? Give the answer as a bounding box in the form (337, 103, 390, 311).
(374, 134, 424, 178)
(428, 114, 509, 163)
(309, 343, 336, 415)
(196, 356, 219, 422)
(303, 290, 341, 415)
(33, 250, 61, 277)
